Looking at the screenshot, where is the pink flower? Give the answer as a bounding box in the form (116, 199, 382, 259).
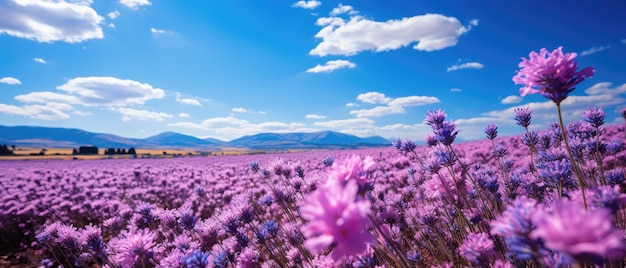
(327, 155, 376, 187)
(530, 199, 625, 263)
(300, 179, 373, 261)
(513, 47, 594, 104)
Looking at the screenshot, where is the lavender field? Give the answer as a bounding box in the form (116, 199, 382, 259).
(2, 47, 626, 268)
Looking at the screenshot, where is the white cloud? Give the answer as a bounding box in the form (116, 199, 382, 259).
(346, 102, 359, 107)
(581, 45, 610, 56)
(178, 112, 190, 118)
(450, 88, 462, 92)
(310, 13, 472, 56)
(74, 110, 91, 116)
(120, 0, 151, 10)
(501, 95, 523, 104)
(108, 23, 115, 28)
(150, 27, 172, 35)
(305, 114, 327, 119)
(313, 117, 375, 129)
(357, 92, 391, 104)
(177, 98, 201, 106)
(117, 107, 172, 122)
(0, 77, 21, 85)
(306, 59, 356, 73)
(169, 116, 311, 141)
(34, 58, 47, 64)
(330, 4, 357, 16)
(446, 62, 484, 72)
(0, 0, 104, 43)
(292, 1, 321, 9)
(56, 76, 166, 106)
(0, 103, 71, 120)
(350, 93, 440, 118)
(15, 92, 80, 104)
(108, 10, 120, 19)
(469, 19, 479, 26)
(232, 107, 248, 113)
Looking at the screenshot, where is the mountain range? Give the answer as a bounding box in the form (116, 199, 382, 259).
(0, 125, 390, 150)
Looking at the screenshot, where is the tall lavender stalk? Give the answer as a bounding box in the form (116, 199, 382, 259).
(513, 46, 594, 208)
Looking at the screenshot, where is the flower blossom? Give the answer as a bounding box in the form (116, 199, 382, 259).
(513, 46, 594, 104)
(300, 179, 373, 261)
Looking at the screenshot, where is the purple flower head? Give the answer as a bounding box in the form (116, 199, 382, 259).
(109, 229, 162, 267)
(522, 130, 539, 148)
(605, 169, 625, 186)
(514, 107, 532, 128)
(248, 161, 260, 173)
(424, 109, 447, 129)
(607, 139, 623, 154)
(82, 225, 105, 254)
(424, 133, 438, 147)
(459, 232, 495, 265)
(236, 247, 260, 268)
(434, 121, 460, 146)
(513, 47, 594, 104)
(56, 224, 81, 249)
(583, 107, 605, 128)
(321, 156, 334, 167)
(178, 206, 197, 230)
(300, 179, 374, 261)
(485, 123, 498, 140)
(400, 138, 417, 154)
(391, 138, 403, 150)
(328, 155, 376, 187)
(531, 199, 625, 264)
(590, 185, 626, 214)
(183, 250, 210, 268)
(538, 159, 576, 189)
(490, 196, 543, 260)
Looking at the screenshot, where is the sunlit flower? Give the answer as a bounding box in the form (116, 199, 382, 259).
(459, 232, 495, 265)
(513, 46, 594, 104)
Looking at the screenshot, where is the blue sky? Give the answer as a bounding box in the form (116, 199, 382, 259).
(0, 0, 625, 142)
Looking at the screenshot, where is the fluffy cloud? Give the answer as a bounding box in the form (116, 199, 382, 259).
(446, 62, 484, 72)
(232, 107, 248, 113)
(57, 76, 166, 106)
(34, 58, 47, 64)
(120, 0, 151, 10)
(450, 88, 463, 92)
(0, 103, 71, 120)
(0, 77, 21, 85)
(292, 1, 321, 9)
(357, 92, 392, 104)
(313, 117, 375, 129)
(177, 98, 201, 106)
(306, 60, 356, 73)
(350, 92, 440, 117)
(108, 10, 120, 19)
(501, 95, 523, 104)
(15, 92, 80, 104)
(305, 114, 327, 119)
(310, 13, 472, 56)
(178, 112, 190, 118)
(330, 4, 357, 16)
(581, 45, 610, 56)
(169, 117, 310, 141)
(0, 0, 104, 43)
(117, 107, 172, 122)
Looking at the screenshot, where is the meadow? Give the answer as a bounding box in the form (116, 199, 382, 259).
(2, 47, 626, 268)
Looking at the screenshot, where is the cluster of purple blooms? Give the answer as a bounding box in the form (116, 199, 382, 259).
(0, 47, 625, 267)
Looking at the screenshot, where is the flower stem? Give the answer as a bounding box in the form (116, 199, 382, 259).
(556, 104, 587, 209)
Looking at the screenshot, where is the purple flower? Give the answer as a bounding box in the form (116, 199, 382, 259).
(434, 121, 460, 146)
(514, 107, 532, 128)
(583, 107, 605, 128)
(300, 179, 374, 261)
(484, 123, 498, 140)
(183, 250, 209, 268)
(109, 229, 163, 267)
(458, 232, 495, 265)
(513, 47, 594, 104)
(327, 155, 376, 187)
(424, 133, 438, 147)
(530, 199, 625, 263)
(424, 109, 447, 129)
(321, 156, 334, 167)
(490, 196, 544, 260)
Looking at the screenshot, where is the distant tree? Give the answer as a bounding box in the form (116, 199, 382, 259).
(120, 148, 127, 154)
(72, 148, 78, 155)
(39, 148, 46, 156)
(163, 151, 168, 155)
(128, 148, 137, 155)
(11, 145, 15, 151)
(0, 144, 13, 155)
(104, 148, 115, 155)
(78, 146, 98, 155)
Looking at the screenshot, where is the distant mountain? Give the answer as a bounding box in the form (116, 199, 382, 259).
(228, 131, 389, 149)
(0, 125, 390, 150)
(143, 132, 222, 147)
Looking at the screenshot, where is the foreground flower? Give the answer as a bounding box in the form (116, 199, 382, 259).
(513, 46, 594, 104)
(459, 232, 495, 265)
(530, 200, 625, 264)
(300, 179, 374, 261)
(327, 155, 376, 187)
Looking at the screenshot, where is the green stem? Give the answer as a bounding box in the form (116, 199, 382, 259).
(556, 104, 587, 209)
